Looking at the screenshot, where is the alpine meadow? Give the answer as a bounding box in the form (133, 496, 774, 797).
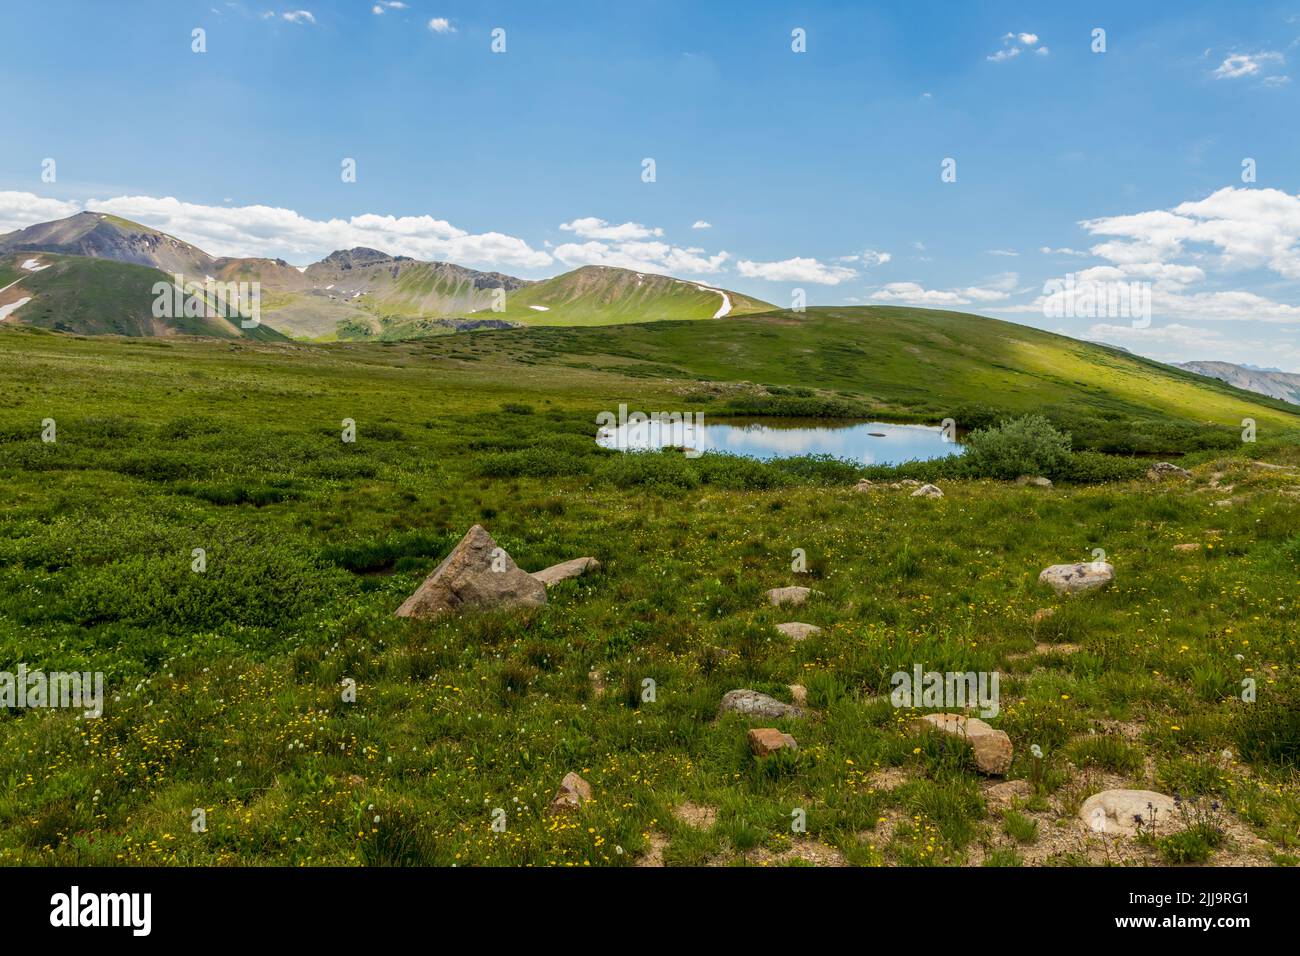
(1, 3, 1299, 929)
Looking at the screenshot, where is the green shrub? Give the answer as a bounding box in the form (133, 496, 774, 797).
(962, 415, 1072, 480)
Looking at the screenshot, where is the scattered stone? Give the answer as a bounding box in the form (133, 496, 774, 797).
(1031, 607, 1055, 626)
(766, 586, 816, 607)
(983, 779, 1032, 811)
(1146, 462, 1191, 480)
(1079, 789, 1178, 836)
(788, 684, 808, 706)
(719, 688, 805, 719)
(1015, 475, 1053, 488)
(1039, 561, 1114, 596)
(673, 802, 718, 829)
(912, 713, 1013, 775)
(550, 771, 593, 812)
(911, 483, 943, 499)
(887, 479, 923, 489)
(531, 556, 600, 587)
(853, 479, 875, 493)
(775, 622, 822, 640)
(1173, 542, 1202, 553)
(1009, 642, 1081, 661)
(395, 525, 547, 619)
(748, 727, 798, 757)
(868, 432, 887, 438)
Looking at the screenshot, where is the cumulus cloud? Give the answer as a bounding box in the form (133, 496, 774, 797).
(1212, 51, 1283, 79)
(371, 1, 406, 13)
(869, 273, 1018, 306)
(691, 220, 712, 230)
(0, 190, 553, 270)
(427, 17, 454, 33)
(0, 192, 82, 232)
(1081, 186, 1300, 280)
(736, 257, 857, 285)
(281, 10, 315, 24)
(559, 217, 663, 241)
(552, 238, 728, 275)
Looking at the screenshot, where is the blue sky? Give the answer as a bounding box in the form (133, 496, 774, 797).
(3, 0, 1300, 368)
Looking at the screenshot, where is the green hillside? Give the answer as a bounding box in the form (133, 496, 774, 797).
(495, 265, 773, 326)
(0, 254, 286, 340)
(462, 306, 1300, 447)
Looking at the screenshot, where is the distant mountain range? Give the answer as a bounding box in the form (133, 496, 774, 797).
(1175, 360, 1300, 406)
(0, 212, 773, 340)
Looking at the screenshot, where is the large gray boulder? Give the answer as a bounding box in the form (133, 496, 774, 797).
(395, 525, 547, 619)
(1039, 561, 1114, 596)
(718, 689, 805, 719)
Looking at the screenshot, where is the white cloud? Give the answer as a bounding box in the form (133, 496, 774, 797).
(736, 257, 857, 285)
(552, 239, 729, 275)
(869, 273, 1018, 306)
(989, 31, 1044, 62)
(0, 190, 553, 271)
(1081, 186, 1300, 280)
(558, 217, 663, 241)
(281, 10, 315, 24)
(427, 17, 454, 33)
(986, 248, 1019, 257)
(1212, 51, 1283, 79)
(1040, 245, 1088, 256)
(691, 220, 712, 230)
(0, 192, 82, 232)
(1087, 322, 1300, 367)
(371, 1, 406, 13)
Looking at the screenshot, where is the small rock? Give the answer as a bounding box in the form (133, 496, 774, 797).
(911, 483, 943, 499)
(775, 622, 822, 640)
(719, 689, 805, 719)
(853, 479, 875, 493)
(1146, 462, 1191, 480)
(532, 556, 600, 587)
(984, 779, 1032, 811)
(748, 727, 798, 757)
(1079, 789, 1178, 835)
(550, 771, 593, 812)
(1031, 607, 1055, 626)
(788, 684, 808, 707)
(765, 586, 816, 607)
(1173, 543, 1201, 553)
(1015, 475, 1053, 487)
(1039, 561, 1114, 596)
(912, 713, 1013, 775)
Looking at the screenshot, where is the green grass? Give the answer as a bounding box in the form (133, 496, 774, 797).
(0, 313, 1297, 867)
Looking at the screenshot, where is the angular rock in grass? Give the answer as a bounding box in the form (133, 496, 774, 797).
(532, 556, 600, 587)
(1039, 561, 1114, 596)
(394, 524, 547, 619)
(911, 483, 943, 499)
(853, 479, 875, 493)
(766, 586, 817, 607)
(748, 727, 798, 757)
(550, 771, 593, 812)
(1173, 542, 1202, 553)
(1147, 461, 1191, 480)
(911, 713, 1013, 775)
(1079, 789, 1178, 836)
(719, 688, 805, 719)
(775, 622, 822, 641)
(1015, 475, 1053, 488)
